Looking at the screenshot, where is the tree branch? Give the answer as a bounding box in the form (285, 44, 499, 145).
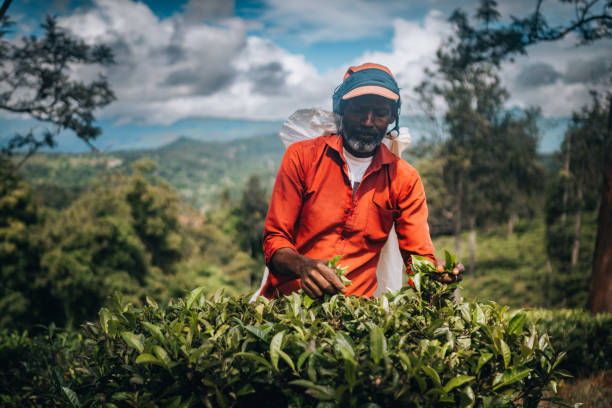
(0, 0, 12, 21)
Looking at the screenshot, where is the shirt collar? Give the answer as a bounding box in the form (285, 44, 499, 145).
(324, 133, 396, 168)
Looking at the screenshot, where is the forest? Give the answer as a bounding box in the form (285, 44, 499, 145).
(1, 0, 611, 406)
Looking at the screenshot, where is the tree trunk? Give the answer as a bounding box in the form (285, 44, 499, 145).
(561, 131, 572, 228)
(587, 96, 612, 314)
(455, 170, 463, 259)
(545, 256, 553, 308)
(507, 211, 517, 236)
(571, 172, 583, 266)
(469, 215, 476, 277)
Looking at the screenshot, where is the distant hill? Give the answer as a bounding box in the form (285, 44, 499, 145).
(18, 133, 286, 211)
(16, 113, 568, 212)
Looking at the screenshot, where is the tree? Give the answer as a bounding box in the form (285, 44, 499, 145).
(0, 3, 114, 167)
(448, 0, 612, 312)
(125, 160, 183, 273)
(0, 157, 44, 329)
(417, 43, 541, 276)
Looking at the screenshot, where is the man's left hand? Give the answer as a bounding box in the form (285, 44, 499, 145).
(431, 258, 465, 283)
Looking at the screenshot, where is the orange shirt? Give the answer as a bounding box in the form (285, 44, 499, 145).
(261, 134, 435, 298)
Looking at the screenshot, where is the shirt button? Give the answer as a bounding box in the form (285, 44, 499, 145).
(344, 209, 350, 214)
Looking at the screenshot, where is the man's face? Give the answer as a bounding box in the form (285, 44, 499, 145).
(341, 94, 395, 157)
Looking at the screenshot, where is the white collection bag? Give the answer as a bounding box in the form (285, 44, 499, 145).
(250, 109, 411, 301)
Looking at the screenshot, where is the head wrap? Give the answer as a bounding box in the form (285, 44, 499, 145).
(332, 63, 401, 116)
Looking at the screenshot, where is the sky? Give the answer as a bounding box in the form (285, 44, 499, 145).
(1, 0, 610, 152)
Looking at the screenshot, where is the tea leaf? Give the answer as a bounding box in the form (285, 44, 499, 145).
(508, 312, 526, 335)
(270, 331, 285, 371)
(289, 380, 335, 401)
(369, 326, 386, 364)
(142, 322, 164, 344)
(145, 296, 159, 309)
(121, 331, 143, 353)
(99, 308, 111, 335)
(334, 332, 355, 363)
(245, 325, 269, 341)
(135, 353, 163, 366)
(186, 286, 206, 309)
(278, 349, 296, 373)
(476, 353, 492, 374)
(500, 339, 511, 368)
(234, 352, 273, 370)
(444, 249, 457, 269)
(153, 345, 171, 366)
(492, 367, 532, 390)
(61, 386, 81, 408)
(422, 366, 442, 387)
(472, 304, 485, 325)
(443, 375, 474, 394)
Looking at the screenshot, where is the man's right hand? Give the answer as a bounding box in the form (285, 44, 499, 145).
(270, 248, 346, 298)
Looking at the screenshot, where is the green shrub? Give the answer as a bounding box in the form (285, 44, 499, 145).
(61, 260, 564, 407)
(1, 257, 573, 407)
(0, 326, 86, 407)
(527, 309, 612, 375)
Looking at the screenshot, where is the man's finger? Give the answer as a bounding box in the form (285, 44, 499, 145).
(302, 277, 322, 298)
(310, 265, 342, 295)
(316, 263, 346, 293)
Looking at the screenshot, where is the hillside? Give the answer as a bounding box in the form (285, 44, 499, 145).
(433, 213, 597, 310)
(18, 133, 286, 211)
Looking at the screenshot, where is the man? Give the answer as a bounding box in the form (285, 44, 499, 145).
(260, 63, 461, 299)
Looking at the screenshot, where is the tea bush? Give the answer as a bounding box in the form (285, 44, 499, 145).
(0, 326, 86, 407)
(526, 309, 612, 375)
(1, 256, 574, 407)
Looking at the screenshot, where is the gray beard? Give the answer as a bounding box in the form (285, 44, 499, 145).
(343, 135, 380, 154)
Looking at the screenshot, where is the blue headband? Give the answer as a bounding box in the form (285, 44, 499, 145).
(332, 68, 400, 115)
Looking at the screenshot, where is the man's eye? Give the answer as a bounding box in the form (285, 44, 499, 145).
(374, 110, 390, 118)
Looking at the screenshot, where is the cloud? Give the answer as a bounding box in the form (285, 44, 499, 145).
(515, 63, 562, 87)
(248, 62, 288, 96)
(56, 0, 327, 124)
(181, 0, 235, 24)
(564, 57, 610, 84)
(51, 0, 611, 126)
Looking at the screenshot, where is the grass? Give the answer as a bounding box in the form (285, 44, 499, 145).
(541, 371, 612, 408)
(432, 212, 597, 309)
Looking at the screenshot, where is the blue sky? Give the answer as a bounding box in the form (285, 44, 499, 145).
(1, 0, 610, 152)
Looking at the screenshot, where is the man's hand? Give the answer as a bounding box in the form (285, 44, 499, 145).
(270, 248, 347, 298)
(432, 258, 465, 283)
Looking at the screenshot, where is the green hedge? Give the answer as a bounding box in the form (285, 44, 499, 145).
(526, 309, 612, 375)
(0, 259, 571, 407)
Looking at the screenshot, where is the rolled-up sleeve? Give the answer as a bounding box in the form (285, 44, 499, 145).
(263, 143, 306, 268)
(394, 171, 436, 272)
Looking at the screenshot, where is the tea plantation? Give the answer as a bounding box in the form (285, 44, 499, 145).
(4, 257, 610, 408)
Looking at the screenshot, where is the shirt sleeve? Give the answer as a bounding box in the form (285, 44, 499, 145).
(394, 169, 436, 273)
(263, 143, 307, 282)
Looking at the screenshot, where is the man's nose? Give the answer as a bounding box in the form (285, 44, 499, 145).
(361, 110, 375, 126)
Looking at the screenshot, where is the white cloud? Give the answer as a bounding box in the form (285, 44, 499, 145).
(53, 0, 610, 127)
(55, 0, 333, 124)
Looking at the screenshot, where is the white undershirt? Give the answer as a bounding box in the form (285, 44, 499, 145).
(343, 147, 373, 191)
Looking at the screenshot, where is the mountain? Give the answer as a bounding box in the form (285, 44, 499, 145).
(18, 133, 286, 211)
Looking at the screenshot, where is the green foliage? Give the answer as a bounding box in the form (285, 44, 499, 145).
(0, 13, 115, 163)
(17, 268, 565, 407)
(0, 326, 87, 407)
(0, 158, 44, 328)
(526, 309, 612, 375)
(433, 215, 597, 309)
(16, 134, 284, 211)
(1, 158, 259, 330)
(5, 304, 610, 407)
